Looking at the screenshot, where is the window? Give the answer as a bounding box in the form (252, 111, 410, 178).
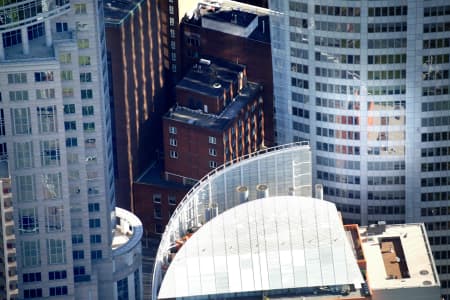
(40, 140, 60, 166)
(155, 223, 163, 234)
(89, 218, 101, 228)
(47, 239, 66, 264)
(154, 206, 162, 218)
(62, 88, 74, 98)
(91, 250, 102, 260)
(15, 175, 34, 201)
(89, 234, 102, 244)
(117, 277, 129, 300)
(19, 208, 38, 233)
(73, 266, 86, 277)
(42, 173, 62, 200)
(83, 122, 95, 132)
(208, 136, 216, 144)
(59, 53, 71, 64)
(56, 22, 68, 32)
(66, 137, 78, 147)
(23, 272, 41, 283)
(46, 206, 64, 232)
(152, 193, 162, 203)
(79, 56, 91, 66)
(36, 88, 55, 99)
(21, 240, 40, 267)
(64, 104, 75, 114)
(34, 72, 54, 82)
(8, 73, 26, 84)
(81, 89, 93, 99)
(61, 70, 73, 80)
(64, 121, 76, 131)
(3, 29, 22, 48)
(88, 203, 100, 212)
(169, 126, 177, 134)
(209, 148, 217, 156)
(24, 288, 42, 299)
(11, 108, 31, 135)
(72, 234, 83, 244)
(169, 150, 178, 159)
(78, 39, 89, 49)
(14, 142, 34, 169)
(72, 250, 84, 260)
(74, 3, 87, 14)
(9, 90, 28, 101)
(49, 286, 68, 296)
(169, 138, 177, 146)
(37, 106, 57, 133)
(209, 161, 217, 168)
(168, 195, 176, 205)
(49, 270, 67, 281)
(80, 72, 92, 82)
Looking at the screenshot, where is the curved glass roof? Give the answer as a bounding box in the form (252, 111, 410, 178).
(158, 196, 364, 299)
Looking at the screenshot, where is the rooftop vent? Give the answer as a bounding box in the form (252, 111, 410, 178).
(256, 184, 269, 199)
(212, 82, 221, 88)
(236, 186, 249, 204)
(199, 58, 211, 66)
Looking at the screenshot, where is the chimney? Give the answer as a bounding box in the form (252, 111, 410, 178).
(236, 186, 249, 203)
(256, 184, 269, 199)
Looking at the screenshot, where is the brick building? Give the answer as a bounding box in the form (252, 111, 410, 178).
(134, 57, 264, 237)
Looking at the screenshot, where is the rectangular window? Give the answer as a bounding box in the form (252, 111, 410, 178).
(24, 288, 42, 299)
(89, 218, 101, 228)
(36, 88, 55, 99)
(64, 104, 75, 114)
(88, 203, 100, 212)
(49, 286, 68, 296)
(209, 148, 217, 156)
(19, 207, 38, 234)
(90, 234, 101, 244)
(34, 72, 54, 82)
(208, 136, 217, 144)
(80, 72, 92, 82)
(42, 173, 62, 200)
(72, 250, 84, 260)
(48, 270, 67, 280)
(169, 150, 178, 159)
(117, 277, 128, 300)
(79, 56, 91, 66)
(47, 239, 66, 264)
(37, 106, 57, 133)
(168, 195, 177, 205)
(66, 137, 78, 147)
(72, 234, 83, 244)
(59, 53, 71, 64)
(46, 206, 64, 232)
(15, 175, 34, 201)
(14, 142, 34, 169)
(11, 108, 31, 135)
(61, 70, 73, 80)
(74, 3, 87, 14)
(64, 121, 76, 131)
(154, 206, 162, 218)
(8, 73, 27, 84)
(55, 22, 68, 32)
(209, 161, 217, 168)
(153, 193, 161, 203)
(82, 106, 94, 116)
(169, 138, 177, 146)
(83, 122, 95, 132)
(21, 240, 40, 267)
(23, 272, 41, 282)
(9, 90, 28, 101)
(40, 140, 60, 166)
(169, 126, 177, 134)
(81, 89, 93, 99)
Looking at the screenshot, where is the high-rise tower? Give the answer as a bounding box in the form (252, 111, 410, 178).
(269, 0, 450, 298)
(0, 0, 142, 299)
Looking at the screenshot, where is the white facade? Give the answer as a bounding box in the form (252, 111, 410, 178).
(269, 0, 450, 297)
(0, 0, 141, 298)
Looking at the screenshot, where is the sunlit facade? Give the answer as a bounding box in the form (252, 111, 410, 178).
(0, 0, 141, 298)
(269, 0, 450, 297)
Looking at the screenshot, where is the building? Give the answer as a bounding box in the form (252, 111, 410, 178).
(268, 0, 450, 296)
(152, 143, 439, 299)
(181, 2, 275, 146)
(104, 0, 167, 210)
(163, 57, 264, 184)
(0, 176, 18, 300)
(133, 57, 265, 238)
(0, 0, 142, 298)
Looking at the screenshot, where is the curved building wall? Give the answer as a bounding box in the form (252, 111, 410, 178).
(269, 0, 450, 297)
(152, 142, 312, 299)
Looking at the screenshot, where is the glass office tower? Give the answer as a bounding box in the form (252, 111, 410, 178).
(269, 0, 450, 298)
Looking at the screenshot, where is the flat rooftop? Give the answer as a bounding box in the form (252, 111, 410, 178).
(165, 81, 261, 131)
(135, 160, 189, 189)
(359, 223, 439, 290)
(202, 9, 257, 28)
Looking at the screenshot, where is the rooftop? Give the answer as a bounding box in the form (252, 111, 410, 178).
(359, 223, 439, 290)
(202, 9, 257, 28)
(135, 160, 190, 189)
(165, 81, 261, 131)
(112, 207, 143, 257)
(158, 196, 365, 299)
